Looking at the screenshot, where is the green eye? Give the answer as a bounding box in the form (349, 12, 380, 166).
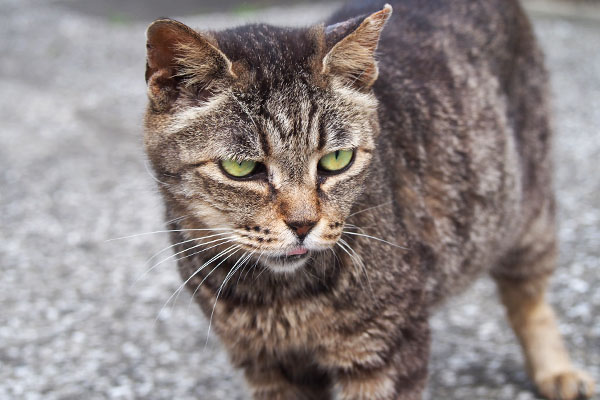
(318, 149, 354, 172)
(220, 159, 257, 178)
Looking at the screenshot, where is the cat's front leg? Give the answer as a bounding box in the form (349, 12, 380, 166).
(325, 318, 431, 400)
(333, 360, 427, 400)
(242, 359, 331, 400)
(243, 363, 303, 400)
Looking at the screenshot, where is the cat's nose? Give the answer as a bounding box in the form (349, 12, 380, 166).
(286, 220, 317, 240)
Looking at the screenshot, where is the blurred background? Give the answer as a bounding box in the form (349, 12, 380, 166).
(0, 0, 598, 399)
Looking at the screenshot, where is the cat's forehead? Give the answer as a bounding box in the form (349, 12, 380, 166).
(259, 91, 321, 155)
(214, 24, 322, 84)
(227, 78, 366, 168)
(214, 24, 326, 154)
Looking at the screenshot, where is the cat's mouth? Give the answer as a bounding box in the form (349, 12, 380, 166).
(286, 246, 308, 256)
(263, 246, 310, 272)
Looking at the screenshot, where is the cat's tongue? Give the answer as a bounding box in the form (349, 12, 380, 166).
(286, 247, 308, 256)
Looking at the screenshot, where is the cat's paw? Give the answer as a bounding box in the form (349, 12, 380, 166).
(535, 369, 595, 400)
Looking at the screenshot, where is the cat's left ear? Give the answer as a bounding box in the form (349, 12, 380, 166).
(322, 4, 392, 90)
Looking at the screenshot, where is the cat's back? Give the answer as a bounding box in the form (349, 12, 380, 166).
(329, 0, 526, 44)
(330, 0, 552, 301)
(329, 0, 532, 92)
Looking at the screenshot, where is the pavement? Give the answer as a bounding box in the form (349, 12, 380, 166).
(0, 0, 598, 399)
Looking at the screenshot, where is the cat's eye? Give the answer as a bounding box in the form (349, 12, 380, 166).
(318, 149, 354, 174)
(220, 159, 258, 178)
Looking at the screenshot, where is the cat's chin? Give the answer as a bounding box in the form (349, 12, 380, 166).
(262, 252, 310, 273)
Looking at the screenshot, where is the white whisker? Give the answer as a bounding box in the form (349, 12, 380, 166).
(172, 245, 242, 307)
(338, 238, 373, 294)
(302, 262, 322, 282)
(144, 159, 171, 186)
(146, 232, 232, 265)
(145, 236, 236, 278)
(244, 250, 265, 281)
(106, 228, 232, 242)
(336, 239, 362, 271)
(343, 223, 367, 233)
(163, 214, 190, 226)
(238, 250, 262, 286)
(253, 261, 271, 281)
(342, 231, 409, 250)
(186, 247, 243, 311)
(205, 251, 254, 347)
(154, 244, 240, 324)
(330, 247, 342, 265)
(335, 240, 360, 278)
(347, 200, 394, 218)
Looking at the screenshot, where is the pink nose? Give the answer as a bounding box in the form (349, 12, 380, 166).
(286, 220, 317, 239)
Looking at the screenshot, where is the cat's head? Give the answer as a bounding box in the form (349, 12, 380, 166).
(144, 5, 391, 272)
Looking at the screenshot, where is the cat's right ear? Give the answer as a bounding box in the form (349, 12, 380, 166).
(322, 5, 392, 90)
(145, 19, 235, 111)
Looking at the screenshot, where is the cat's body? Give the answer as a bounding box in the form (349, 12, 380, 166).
(143, 0, 594, 399)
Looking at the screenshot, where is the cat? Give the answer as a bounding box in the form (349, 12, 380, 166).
(143, 0, 595, 399)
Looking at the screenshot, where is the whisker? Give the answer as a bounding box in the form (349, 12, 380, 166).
(144, 236, 236, 279)
(302, 261, 322, 282)
(205, 251, 254, 347)
(186, 247, 243, 311)
(253, 260, 271, 281)
(163, 214, 190, 226)
(329, 247, 342, 268)
(238, 250, 262, 286)
(244, 250, 265, 281)
(173, 245, 242, 304)
(336, 240, 362, 270)
(236, 255, 252, 285)
(343, 223, 368, 234)
(144, 159, 171, 186)
(328, 248, 342, 281)
(106, 228, 232, 242)
(339, 238, 374, 292)
(342, 231, 409, 250)
(145, 232, 232, 265)
(154, 244, 240, 324)
(335, 241, 362, 284)
(237, 252, 256, 283)
(301, 268, 310, 281)
(221, 252, 254, 291)
(168, 238, 239, 269)
(347, 200, 394, 218)
(136, 238, 238, 295)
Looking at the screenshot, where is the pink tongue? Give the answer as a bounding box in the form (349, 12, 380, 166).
(287, 247, 308, 256)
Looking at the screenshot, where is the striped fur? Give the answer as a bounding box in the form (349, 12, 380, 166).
(144, 1, 594, 399)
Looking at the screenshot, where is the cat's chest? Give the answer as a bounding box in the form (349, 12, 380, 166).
(211, 294, 339, 352)
(205, 283, 404, 372)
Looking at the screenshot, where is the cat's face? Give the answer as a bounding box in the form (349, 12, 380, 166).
(144, 10, 390, 272)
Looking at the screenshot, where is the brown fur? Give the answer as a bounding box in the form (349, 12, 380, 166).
(143, 1, 595, 398)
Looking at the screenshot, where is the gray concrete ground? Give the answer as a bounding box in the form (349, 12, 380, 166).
(0, 0, 599, 399)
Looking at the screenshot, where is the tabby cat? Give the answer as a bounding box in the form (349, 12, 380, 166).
(143, 0, 595, 398)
